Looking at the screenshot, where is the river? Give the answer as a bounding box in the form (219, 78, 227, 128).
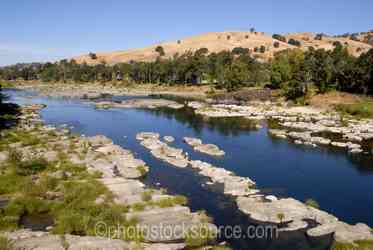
(5, 88, 373, 250)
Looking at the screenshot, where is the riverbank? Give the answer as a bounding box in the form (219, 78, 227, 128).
(0, 104, 220, 249)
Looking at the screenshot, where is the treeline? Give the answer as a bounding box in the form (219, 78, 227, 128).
(0, 48, 269, 91)
(270, 43, 373, 99)
(0, 45, 372, 96)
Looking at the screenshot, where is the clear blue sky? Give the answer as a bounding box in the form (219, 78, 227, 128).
(1, 0, 372, 66)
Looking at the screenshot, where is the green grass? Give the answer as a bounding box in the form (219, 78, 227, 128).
(184, 224, 216, 248)
(331, 240, 373, 250)
(336, 100, 373, 119)
(0, 172, 28, 195)
(305, 198, 320, 209)
(0, 236, 14, 250)
(136, 166, 147, 177)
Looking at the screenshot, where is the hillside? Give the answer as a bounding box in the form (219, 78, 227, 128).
(74, 31, 372, 65)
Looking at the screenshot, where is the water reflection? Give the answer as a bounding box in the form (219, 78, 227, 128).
(143, 107, 260, 136)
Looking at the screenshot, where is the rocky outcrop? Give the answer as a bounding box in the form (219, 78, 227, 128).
(4, 230, 187, 250)
(190, 160, 256, 196)
(95, 99, 184, 110)
(137, 133, 189, 168)
(183, 137, 225, 156)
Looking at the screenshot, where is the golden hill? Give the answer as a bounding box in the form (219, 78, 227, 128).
(74, 31, 372, 65)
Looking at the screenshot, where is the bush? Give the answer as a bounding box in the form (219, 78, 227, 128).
(273, 42, 280, 48)
(260, 45, 266, 53)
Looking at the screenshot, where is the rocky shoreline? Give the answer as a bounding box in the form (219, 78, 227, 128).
(136, 131, 373, 247)
(0, 104, 217, 250)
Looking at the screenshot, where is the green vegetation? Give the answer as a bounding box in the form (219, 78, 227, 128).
(272, 34, 287, 43)
(184, 224, 216, 248)
(336, 100, 373, 119)
(136, 165, 147, 176)
(1, 44, 372, 103)
(155, 46, 165, 57)
(0, 236, 14, 250)
(331, 239, 373, 250)
(305, 199, 320, 209)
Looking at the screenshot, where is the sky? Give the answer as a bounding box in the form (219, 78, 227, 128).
(0, 0, 372, 66)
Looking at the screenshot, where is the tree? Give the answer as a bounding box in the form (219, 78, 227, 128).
(272, 34, 286, 43)
(314, 33, 324, 40)
(288, 39, 301, 47)
(273, 41, 280, 48)
(89, 52, 97, 60)
(250, 27, 255, 33)
(232, 47, 249, 55)
(260, 45, 266, 53)
(155, 46, 165, 57)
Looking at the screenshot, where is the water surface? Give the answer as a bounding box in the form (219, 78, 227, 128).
(6, 89, 373, 249)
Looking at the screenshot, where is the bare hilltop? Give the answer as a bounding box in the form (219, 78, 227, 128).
(74, 31, 373, 65)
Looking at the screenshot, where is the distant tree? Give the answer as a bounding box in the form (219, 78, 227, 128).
(350, 34, 360, 41)
(333, 41, 342, 47)
(272, 34, 287, 43)
(155, 46, 165, 56)
(232, 47, 250, 55)
(260, 45, 266, 53)
(288, 38, 301, 47)
(253, 47, 259, 53)
(177, 40, 181, 44)
(314, 33, 324, 40)
(245, 35, 249, 39)
(273, 41, 280, 48)
(195, 48, 209, 56)
(89, 52, 97, 60)
(227, 35, 231, 40)
(250, 27, 255, 33)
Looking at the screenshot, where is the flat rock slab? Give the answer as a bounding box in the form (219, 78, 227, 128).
(307, 221, 373, 243)
(137, 133, 189, 168)
(236, 196, 338, 231)
(96, 99, 184, 110)
(127, 206, 216, 243)
(190, 160, 255, 196)
(183, 137, 225, 156)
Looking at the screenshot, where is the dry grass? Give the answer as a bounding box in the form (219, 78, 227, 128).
(74, 31, 372, 65)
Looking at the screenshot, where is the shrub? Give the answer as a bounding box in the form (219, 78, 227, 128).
(273, 41, 280, 48)
(260, 45, 266, 53)
(15, 157, 49, 176)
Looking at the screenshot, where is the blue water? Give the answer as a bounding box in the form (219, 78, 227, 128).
(6, 89, 373, 250)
